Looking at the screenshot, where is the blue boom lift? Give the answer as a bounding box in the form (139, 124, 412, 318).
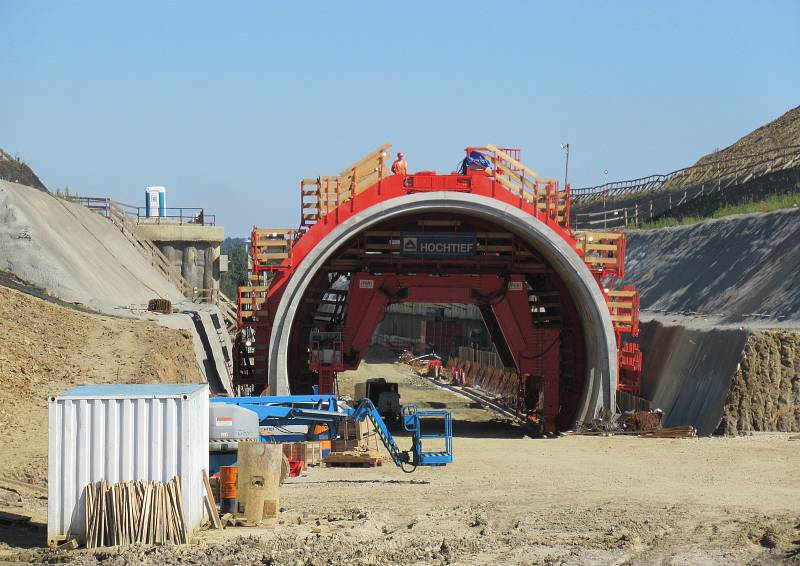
(211, 395, 453, 472)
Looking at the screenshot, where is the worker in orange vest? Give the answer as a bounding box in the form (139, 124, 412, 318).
(391, 152, 407, 176)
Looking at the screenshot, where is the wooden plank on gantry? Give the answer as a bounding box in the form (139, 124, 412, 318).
(575, 231, 624, 240)
(339, 143, 392, 178)
(487, 144, 542, 180)
(365, 230, 401, 237)
(583, 257, 619, 265)
(476, 244, 514, 252)
(255, 252, 290, 261)
(608, 290, 637, 298)
(583, 243, 618, 252)
(253, 228, 297, 237)
(493, 162, 528, 193)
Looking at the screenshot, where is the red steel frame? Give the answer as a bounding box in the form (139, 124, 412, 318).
(244, 148, 642, 430)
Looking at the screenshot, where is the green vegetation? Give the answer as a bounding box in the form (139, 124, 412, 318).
(53, 186, 73, 199)
(636, 193, 800, 230)
(0, 151, 48, 191)
(220, 238, 249, 298)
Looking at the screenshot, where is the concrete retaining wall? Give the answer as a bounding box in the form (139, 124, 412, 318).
(636, 319, 749, 435)
(136, 222, 224, 295)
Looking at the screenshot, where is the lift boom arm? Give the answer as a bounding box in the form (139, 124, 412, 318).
(210, 395, 453, 471)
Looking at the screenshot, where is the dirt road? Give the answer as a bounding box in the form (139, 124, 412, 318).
(7, 347, 798, 564)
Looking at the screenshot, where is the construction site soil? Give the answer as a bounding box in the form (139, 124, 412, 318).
(720, 329, 800, 434)
(2, 348, 799, 565)
(692, 105, 800, 168)
(0, 285, 202, 541)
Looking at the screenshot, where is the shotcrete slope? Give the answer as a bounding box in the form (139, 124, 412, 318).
(0, 179, 184, 313)
(625, 208, 800, 324)
(623, 209, 800, 434)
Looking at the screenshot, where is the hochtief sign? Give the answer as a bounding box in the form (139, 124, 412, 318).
(400, 232, 477, 257)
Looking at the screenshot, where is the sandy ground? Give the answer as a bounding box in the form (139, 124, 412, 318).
(4, 347, 799, 565)
(0, 284, 202, 547)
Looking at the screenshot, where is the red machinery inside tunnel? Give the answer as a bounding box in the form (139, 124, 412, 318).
(236, 145, 642, 432)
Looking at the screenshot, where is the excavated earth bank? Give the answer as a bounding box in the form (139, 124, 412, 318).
(717, 330, 800, 435)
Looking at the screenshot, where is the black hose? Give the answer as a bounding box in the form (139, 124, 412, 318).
(400, 453, 418, 473)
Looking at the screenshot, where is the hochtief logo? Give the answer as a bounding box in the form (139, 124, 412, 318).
(402, 237, 418, 252)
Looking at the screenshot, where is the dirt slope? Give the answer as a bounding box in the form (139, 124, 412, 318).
(0, 285, 202, 515)
(719, 330, 800, 434)
(694, 105, 800, 166)
(0, 149, 46, 191)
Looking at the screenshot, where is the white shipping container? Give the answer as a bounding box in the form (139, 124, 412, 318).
(48, 384, 209, 545)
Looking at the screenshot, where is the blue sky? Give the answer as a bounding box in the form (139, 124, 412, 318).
(2, 1, 798, 236)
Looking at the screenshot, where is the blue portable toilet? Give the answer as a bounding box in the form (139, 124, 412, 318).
(158, 189, 166, 217)
(145, 186, 167, 218)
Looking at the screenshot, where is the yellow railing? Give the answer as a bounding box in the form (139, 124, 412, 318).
(479, 145, 569, 226)
(301, 143, 391, 225)
(251, 228, 297, 269)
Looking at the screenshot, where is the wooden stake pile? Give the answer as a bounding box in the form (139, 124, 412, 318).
(84, 478, 188, 548)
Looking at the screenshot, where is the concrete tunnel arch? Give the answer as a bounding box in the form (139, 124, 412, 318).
(267, 191, 618, 426)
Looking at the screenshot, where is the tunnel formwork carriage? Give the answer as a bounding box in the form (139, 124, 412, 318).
(236, 145, 641, 432)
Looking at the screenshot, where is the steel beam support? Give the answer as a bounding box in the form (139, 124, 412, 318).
(489, 275, 561, 432)
(342, 273, 390, 361)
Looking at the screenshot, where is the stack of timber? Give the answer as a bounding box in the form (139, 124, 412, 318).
(282, 441, 323, 467)
(572, 425, 697, 438)
(83, 478, 187, 548)
(638, 425, 697, 438)
(325, 418, 383, 468)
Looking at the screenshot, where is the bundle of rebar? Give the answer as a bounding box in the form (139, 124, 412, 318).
(84, 478, 187, 548)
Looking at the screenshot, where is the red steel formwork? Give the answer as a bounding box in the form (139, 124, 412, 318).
(239, 145, 641, 431)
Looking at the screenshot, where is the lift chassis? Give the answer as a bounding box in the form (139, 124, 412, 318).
(211, 395, 453, 471)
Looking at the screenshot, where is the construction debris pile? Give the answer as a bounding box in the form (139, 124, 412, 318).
(577, 410, 697, 438)
(397, 351, 429, 375)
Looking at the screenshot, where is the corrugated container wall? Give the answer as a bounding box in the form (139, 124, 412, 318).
(47, 384, 209, 545)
